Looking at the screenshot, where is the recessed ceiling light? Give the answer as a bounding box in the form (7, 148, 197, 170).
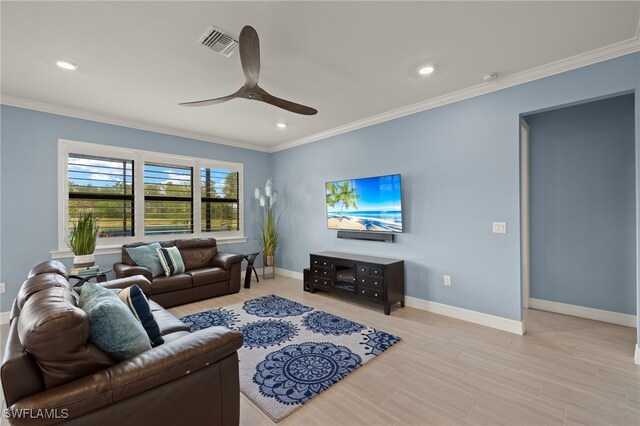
(418, 65, 435, 75)
(56, 60, 78, 71)
(276, 122, 287, 129)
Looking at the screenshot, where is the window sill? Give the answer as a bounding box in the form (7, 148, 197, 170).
(50, 236, 248, 259)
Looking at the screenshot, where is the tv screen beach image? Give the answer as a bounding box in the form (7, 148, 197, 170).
(325, 174, 403, 232)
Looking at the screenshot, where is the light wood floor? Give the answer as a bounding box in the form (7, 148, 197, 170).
(169, 276, 640, 426)
(2, 276, 638, 426)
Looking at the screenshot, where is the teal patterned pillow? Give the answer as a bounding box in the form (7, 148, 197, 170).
(79, 282, 152, 361)
(125, 242, 164, 278)
(156, 246, 185, 276)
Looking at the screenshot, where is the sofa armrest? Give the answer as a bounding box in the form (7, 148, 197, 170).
(114, 262, 153, 282)
(211, 252, 244, 270)
(107, 327, 242, 402)
(99, 275, 153, 297)
(7, 327, 243, 425)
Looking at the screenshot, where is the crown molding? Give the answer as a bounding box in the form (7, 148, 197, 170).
(0, 95, 271, 153)
(272, 35, 640, 153)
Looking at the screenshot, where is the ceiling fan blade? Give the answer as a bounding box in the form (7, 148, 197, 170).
(257, 87, 318, 116)
(239, 26, 260, 88)
(179, 87, 244, 107)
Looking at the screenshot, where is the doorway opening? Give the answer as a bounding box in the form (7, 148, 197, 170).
(520, 93, 636, 329)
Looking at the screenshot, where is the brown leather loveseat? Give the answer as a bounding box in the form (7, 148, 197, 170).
(1, 261, 243, 425)
(114, 238, 244, 308)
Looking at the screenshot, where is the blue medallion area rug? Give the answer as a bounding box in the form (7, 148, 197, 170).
(180, 294, 400, 422)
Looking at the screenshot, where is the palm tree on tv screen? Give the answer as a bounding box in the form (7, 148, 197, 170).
(326, 181, 360, 221)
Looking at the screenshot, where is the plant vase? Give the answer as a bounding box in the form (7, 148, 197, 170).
(263, 254, 275, 279)
(73, 254, 95, 268)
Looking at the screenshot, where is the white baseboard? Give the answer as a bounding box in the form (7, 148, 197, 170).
(0, 311, 10, 325)
(405, 296, 525, 335)
(275, 268, 524, 335)
(529, 298, 637, 328)
(635, 344, 640, 365)
(274, 268, 304, 280)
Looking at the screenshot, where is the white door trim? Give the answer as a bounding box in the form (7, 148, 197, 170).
(520, 118, 531, 309)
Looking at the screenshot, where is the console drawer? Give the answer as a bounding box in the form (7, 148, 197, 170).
(357, 265, 370, 275)
(359, 275, 384, 290)
(311, 257, 331, 268)
(370, 267, 384, 277)
(311, 276, 332, 290)
(312, 266, 331, 278)
(359, 287, 383, 301)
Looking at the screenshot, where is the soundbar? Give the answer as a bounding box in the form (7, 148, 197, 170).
(337, 231, 395, 242)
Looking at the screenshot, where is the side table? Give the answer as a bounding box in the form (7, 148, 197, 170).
(69, 269, 112, 290)
(243, 253, 260, 289)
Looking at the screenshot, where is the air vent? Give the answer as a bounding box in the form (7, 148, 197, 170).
(199, 26, 238, 57)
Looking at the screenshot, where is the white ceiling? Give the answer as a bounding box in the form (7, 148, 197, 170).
(2, 1, 639, 152)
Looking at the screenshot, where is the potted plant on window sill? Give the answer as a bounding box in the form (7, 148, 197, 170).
(255, 179, 279, 276)
(68, 211, 99, 268)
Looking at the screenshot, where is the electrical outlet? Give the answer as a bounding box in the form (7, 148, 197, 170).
(492, 222, 507, 234)
(444, 275, 452, 286)
(0, 282, 5, 294)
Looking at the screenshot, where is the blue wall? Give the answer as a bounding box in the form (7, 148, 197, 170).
(528, 95, 636, 314)
(272, 53, 640, 323)
(1, 53, 639, 335)
(0, 107, 271, 311)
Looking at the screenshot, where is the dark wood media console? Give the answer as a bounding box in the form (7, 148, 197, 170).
(309, 251, 405, 315)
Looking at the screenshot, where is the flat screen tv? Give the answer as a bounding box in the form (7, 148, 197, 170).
(325, 174, 403, 233)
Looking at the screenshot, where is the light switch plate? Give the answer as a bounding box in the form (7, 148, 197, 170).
(492, 222, 507, 234)
(0, 282, 5, 294)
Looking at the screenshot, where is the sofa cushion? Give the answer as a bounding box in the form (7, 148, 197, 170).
(117, 285, 164, 347)
(150, 273, 192, 294)
(161, 330, 192, 344)
(28, 260, 68, 279)
(17, 286, 114, 388)
(125, 242, 164, 278)
(157, 246, 186, 276)
(175, 238, 218, 271)
(17, 273, 73, 311)
(187, 267, 229, 287)
(79, 282, 152, 362)
(121, 240, 174, 265)
(152, 309, 191, 335)
(148, 299, 164, 312)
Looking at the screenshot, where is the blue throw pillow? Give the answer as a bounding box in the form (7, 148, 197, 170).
(125, 242, 164, 278)
(117, 285, 164, 347)
(157, 246, 186, 276)
(79, 282, 152, 361)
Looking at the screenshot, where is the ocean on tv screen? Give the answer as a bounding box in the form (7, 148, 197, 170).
(327, 211, 402, 233)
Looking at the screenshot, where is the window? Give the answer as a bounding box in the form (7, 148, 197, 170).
(68, 153, 134, 237)
(201, 167, 239, 232)
(58, 139, 244, 254)
(144, 162, 193, 236)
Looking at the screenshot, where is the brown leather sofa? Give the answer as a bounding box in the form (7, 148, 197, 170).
(1, 261, 243, 426)
(114, 238, 244, 308)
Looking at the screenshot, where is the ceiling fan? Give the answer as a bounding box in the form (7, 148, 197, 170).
(179, 26, 318, 116)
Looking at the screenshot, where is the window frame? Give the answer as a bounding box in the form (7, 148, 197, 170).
(67, 152, 136, 239)
(200, 165, 241, 234)
(143, 157, 195, 237)
(55, 139, 245, 257)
